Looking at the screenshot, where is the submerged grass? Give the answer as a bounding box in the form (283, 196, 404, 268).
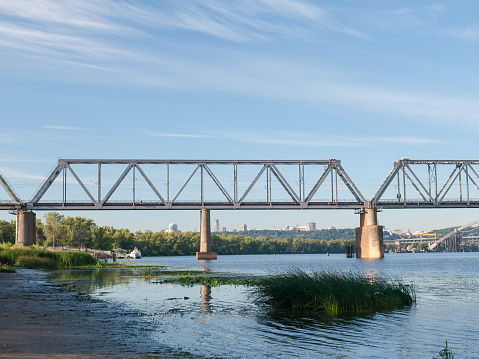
(0, 244, 97, 269)
(252, 268, 415, 315)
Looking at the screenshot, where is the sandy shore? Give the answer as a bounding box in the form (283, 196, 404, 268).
(0, 269, 169, 359)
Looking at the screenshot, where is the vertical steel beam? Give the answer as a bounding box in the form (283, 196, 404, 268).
(98, 163, 101, 204)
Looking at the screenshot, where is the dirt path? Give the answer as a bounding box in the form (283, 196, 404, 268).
(0, 269, 168, 358)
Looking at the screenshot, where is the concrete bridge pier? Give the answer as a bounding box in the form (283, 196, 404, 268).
(15, 210, 36, 246)
(355, 208, 384, 259)
(196, 209, 217, 260)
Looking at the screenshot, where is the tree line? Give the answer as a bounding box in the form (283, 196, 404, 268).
(2, 212, 477, 255)
(0, 213, 355, 256)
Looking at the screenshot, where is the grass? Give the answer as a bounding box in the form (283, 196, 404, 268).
(0, 243, 97, 269)
(433, 341, 454, 359)
(252, 268, 416, 315)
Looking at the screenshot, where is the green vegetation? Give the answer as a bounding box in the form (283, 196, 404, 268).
(252, 269, 415, 315)
(0, 244, 97, 269)
(158, 276, 258, 287)
(0, 264, 15, 273)
(433, 341, 454, 359)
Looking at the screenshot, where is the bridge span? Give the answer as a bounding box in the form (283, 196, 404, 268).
(2, 158, 479, 260)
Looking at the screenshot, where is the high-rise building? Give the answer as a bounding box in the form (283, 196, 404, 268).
(308, 222, 317, 231)
(240, 223, 248, 231)
(213, 219, 220, 232)
(221, 227, 227, 232)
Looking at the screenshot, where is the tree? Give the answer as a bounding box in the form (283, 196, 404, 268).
(0, 220, 15, 244)
(43, 212, 65, 249)
(63, 216, 95, 248)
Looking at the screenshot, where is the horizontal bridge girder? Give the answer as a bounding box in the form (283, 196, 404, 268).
(25, 201, 364, 210)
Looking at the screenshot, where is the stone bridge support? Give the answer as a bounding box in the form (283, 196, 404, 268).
(16, 210, 36, 246)
(355, 208, 384, 259)
(196, 209, 217, 260)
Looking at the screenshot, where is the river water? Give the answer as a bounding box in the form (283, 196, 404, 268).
(51, 253, 479, 358)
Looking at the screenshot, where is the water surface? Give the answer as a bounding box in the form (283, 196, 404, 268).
(51, 253, 479, 358)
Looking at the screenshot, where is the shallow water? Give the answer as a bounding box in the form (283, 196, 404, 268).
(50, 253, 479, 358)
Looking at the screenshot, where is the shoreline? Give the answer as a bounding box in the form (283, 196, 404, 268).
(0, 268, 169, 359)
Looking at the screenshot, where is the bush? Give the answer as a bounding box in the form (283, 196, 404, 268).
(252, 268, 416, 315)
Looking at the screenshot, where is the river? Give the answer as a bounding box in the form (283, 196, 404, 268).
(50, 252, 479, 358)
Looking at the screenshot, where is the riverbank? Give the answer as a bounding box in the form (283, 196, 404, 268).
(0, 268, 169, 359)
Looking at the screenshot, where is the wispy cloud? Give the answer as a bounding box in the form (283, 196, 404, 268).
(445, 25, 479, 40)
(44, 125, 86, 130)
(0, 167, 47, 181)
(0, 0, 365, 63)
(147, 131, 209, 138)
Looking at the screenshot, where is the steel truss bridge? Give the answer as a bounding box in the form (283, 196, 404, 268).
(2, 159, 479, 211)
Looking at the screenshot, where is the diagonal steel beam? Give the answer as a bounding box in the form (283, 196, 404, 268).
(134, 164, 166, 204)
(270, 164, 300, 203)
(304, 165, 332, 203)
(438, 164, 465, 203)
(203, 164, 233, 203)
(403, 171, 428, 202)
(171, 165, 200, 204)
(404, 164, 434, 202)
(239, 165, 267, 204)
(66, 164, 97, 204)
(101, 164, 134, 205)
(335, 164, 366, 204)
(372, 161, 401, 203)
(31, 162, 65, 203)
(0, 171, 20, 203)
(437, 166, 459, 199)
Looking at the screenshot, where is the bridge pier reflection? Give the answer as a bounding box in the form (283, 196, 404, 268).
(196, 209, 217, 260)
(15, 210, 36, 246)
(356, 208, 384, 259)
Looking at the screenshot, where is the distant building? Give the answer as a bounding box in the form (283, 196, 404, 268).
(213, 219, 220, 232)
(240, 223, 248, 231)
(308, 222, 317, 231)
(165, 223, 179, 233)
(283, 225, 296, 231)
(221, 227, 227, 232)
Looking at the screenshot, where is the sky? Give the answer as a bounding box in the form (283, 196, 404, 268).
(1, 0, 479, 233)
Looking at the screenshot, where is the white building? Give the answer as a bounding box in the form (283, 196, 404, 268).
(165, 223, 179, 233)
(240, 223, 248, 231)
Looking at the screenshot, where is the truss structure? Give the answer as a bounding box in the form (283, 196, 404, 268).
(26, 159, 366, 210)
(428, 219, 479, 250)
(373, 160, 479, 208)
(0, 171, 21, 210)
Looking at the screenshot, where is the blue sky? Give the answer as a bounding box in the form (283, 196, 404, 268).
(1, 1, 479, 232)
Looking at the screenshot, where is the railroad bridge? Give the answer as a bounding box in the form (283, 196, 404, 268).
(2, 159, 479, 259)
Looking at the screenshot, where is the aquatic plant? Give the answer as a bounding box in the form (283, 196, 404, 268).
(0, 264, 15, 273)
(0, 246, 97, 268)
(252, 268, 416, 315)
(433, 341, 454, 359)
(158, 275, 258, 287)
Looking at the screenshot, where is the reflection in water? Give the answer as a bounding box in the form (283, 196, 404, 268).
(46, 254, 479, 358)
(199, 260, 212, 272)
(48, 267, 139, 294)
(199, 285, 212, 314)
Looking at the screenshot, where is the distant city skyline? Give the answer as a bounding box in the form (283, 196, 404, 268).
(1, 1, 479, 233)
